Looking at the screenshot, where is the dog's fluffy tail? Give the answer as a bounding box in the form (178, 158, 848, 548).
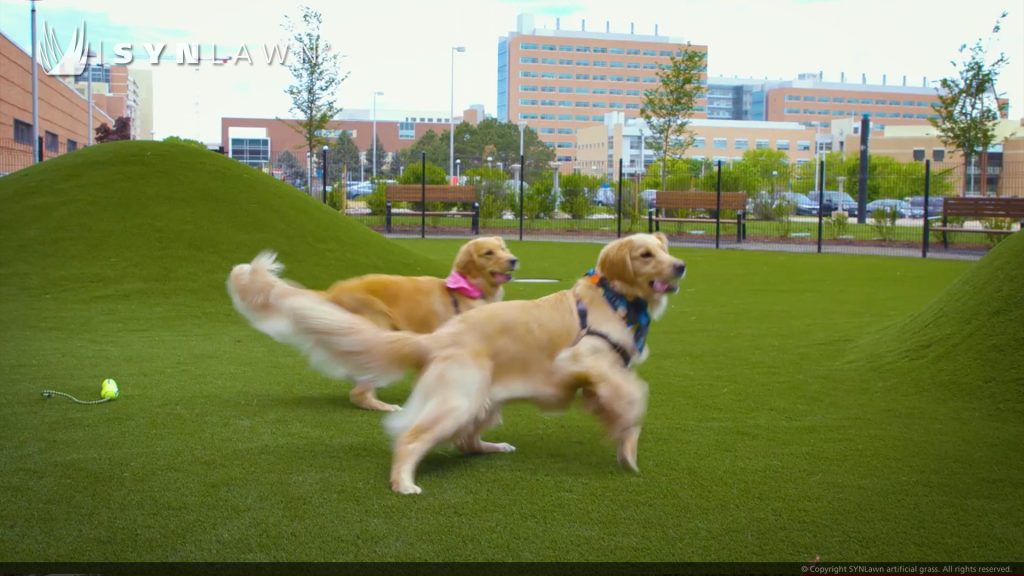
(227, 251, 429, 385)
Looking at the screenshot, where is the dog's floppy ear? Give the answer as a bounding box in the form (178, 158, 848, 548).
(597, 238, 634, 284)
(454, 242, 482, 277)
(653, 232, 669, 250)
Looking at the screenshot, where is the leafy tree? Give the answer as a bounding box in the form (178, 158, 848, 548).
(398, 119, 554, 183)
(275, 150, 305, 186)
(397, 160, 448, 185)
(283, 6, 347, 192)
(559, 173, 604, 219)
(162, 136, 206, 150)
(640, 43, 707, 192)
(929, 11, 1009, 192)
(95, 116, 132, 143)
(326, 132, 360, 182)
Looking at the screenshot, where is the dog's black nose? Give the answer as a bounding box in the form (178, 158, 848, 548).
(509, 258, 519, 269)
(674, 262, 686, 277)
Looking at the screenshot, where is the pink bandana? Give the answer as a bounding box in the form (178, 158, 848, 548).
(445, 271, 483, 299)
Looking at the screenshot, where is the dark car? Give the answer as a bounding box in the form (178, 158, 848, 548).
(906, 195, 944, 219)
(807, 191, 858, 217)
(865, 199, 916, 219)
(777, 192, 820, 216)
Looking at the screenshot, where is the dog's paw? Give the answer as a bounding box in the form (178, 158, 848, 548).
(392, 481, 422, 495)
(492, 442, 516, 453)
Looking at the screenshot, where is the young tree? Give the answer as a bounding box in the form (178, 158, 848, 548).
(283, 6, 347, 193)
(929, 12, 1009, 193)
(366, 135, 387, 179)
(640, 43, 707, 192)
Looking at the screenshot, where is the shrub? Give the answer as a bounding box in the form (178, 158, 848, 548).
(982, 217, 1014, 246)
(828, 211, 850, 239)
(871, 207, 898, 241)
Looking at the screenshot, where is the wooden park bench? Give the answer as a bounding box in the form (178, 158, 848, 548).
(647, 191, 748, 242)
(385, 185, 480, 234)
(931, 197, 1024, 249)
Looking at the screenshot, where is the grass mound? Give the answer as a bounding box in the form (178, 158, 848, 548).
(851, 231, 1024, 400)
(0, 140, 441, 305)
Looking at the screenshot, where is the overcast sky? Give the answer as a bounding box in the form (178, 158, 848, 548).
(1, 0, 1021, 143)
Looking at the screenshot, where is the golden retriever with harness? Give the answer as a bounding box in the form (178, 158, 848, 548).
(227, 233, 685, 494)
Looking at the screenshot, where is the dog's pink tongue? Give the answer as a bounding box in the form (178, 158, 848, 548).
(653, 279, 671, 293)
(494, 273, 512, 284)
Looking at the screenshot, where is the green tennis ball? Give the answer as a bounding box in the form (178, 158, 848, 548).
(101, 378, 120, 400)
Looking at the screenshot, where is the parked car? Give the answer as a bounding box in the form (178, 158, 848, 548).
(594, 185, 615, 206)
(808, 191, 858, 217)
(777, 192, 820, 216)
(865, 199, 916, 219)
(905, 195, 944, 219)
(345, 181, 374, 199)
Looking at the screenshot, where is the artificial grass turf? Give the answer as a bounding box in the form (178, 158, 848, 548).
(1, 141, 1022, 561)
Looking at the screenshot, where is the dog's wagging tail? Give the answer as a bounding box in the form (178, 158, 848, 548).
(227, 234, 685, 495)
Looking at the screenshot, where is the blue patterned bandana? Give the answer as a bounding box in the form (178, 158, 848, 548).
(583, 268, 651, 353)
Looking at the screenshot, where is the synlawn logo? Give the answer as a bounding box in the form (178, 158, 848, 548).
(40, 21, 294, 76)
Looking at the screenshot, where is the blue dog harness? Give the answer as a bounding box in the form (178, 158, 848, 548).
(573, 269, 652, 366)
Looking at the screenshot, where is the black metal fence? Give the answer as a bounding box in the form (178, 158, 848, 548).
(0, 138, 82, 175)
(342, 157, 1023, 259)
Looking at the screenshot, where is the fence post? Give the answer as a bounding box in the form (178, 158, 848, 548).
(321, 146, 328, 204)
(617, 158, 624, 238)
(816, 158, 825, 254)
(648, 207, 654, 233)
(38, 136, 44, 162)
(922, 159, 931, 258)
(420, 152, 426, 239)
(385, 200, 393, 233)
(519, 153, 525, 241)
(715, 160, 722, 249)
(472, 201, 480, 235)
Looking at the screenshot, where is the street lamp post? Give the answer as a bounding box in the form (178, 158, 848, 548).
(86, 51, 96, 145)
(372, 90, 383, 181)
(30, 0, 39, 163)
(449, 45, 466, 183)
(455, 158, 461, 184)
(322, 144, 329, 204)
(487, 156, 493, 170)
(306, 151, 312, 196)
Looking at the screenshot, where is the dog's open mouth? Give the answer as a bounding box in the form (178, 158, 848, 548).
(651, 279, 679, 294)
(492, 271, 514, 284)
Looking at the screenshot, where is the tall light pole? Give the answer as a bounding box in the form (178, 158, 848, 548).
(455, 158, 461, 183)
(449, 45, 465, 183)
(372, 90, 383, 181)
(30, 0, 40, 163)
(86, 50, 96, 145)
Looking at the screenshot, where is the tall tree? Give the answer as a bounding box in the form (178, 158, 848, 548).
(283, 6, 347, 193)
(366, 135, 387, 179)
(640, 43, 707, 193)
(929, 11, 1009, 193)
(326, 132, 360, 183)
(275, 150, 305, 186)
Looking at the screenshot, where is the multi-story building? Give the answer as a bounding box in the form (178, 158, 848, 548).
(1, 31, 113, 174)
(576, 112, 820, 181)
(498, 14, 707, 166)
(221, 108, 484, 174)
(72, 64, 153, 140)
(710, 72, 1009, 130)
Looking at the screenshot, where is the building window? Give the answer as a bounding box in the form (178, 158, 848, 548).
(776, 140, 790, 151)
(712, 138, 727, 149)
(693, 137, 705, 149)
(398, 122, 415, 140)
(796, 140, 811, 151)
(520, 57, 538, 64)
(230, 137, 270, 168)
(521, 43, 538, 50)
(67, 139, 78, 152)
(45, 131, 59, 153)
(14, 119, 33, 145)
(755, 139, 769, 150)
(735, 138, 749, 150)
